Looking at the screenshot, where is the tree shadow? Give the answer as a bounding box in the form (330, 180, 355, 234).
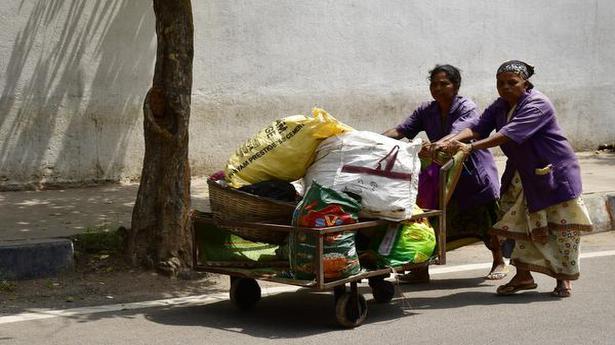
(0, 0, 155, 189)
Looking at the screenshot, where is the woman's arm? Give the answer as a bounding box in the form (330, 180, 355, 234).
(471, 132, 510, 150)
(382, 128, 405, 140)
(449, 128, 480, 142)
(447, 132, 511, 154)
(434, 128, 479, 151)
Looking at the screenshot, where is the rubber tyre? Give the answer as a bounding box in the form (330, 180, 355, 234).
(333, 285, 346, 303)
(335, 293, 368, 328)
(370, 280, 395, 304)
(229, 278, 261, 310)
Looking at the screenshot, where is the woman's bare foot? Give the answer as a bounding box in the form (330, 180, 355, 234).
(486, 237, 508, 280)
(552, 279, 572, 298)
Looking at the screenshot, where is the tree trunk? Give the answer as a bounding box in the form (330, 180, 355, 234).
(127, 0, 194, 276)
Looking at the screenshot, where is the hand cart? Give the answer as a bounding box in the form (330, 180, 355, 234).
(193, 159, 454, 328)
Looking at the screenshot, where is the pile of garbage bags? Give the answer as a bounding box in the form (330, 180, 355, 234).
(208, 108, 436, 279)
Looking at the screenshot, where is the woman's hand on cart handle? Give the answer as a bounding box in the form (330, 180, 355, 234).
(419, 142, 436, 159)
(432, 139, 450, 152)
(445, 139, 472, 155)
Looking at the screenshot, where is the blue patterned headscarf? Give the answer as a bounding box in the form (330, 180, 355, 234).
(496, 60, 535, 79)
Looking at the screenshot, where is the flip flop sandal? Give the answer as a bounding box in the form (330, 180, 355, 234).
(485, 272, 508, 280)
(485, 267, 510, 280)
(496, 282, 538, 296)
(551, 287, 572, 298)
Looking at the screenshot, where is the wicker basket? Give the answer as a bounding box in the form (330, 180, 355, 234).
(207, 179, 297, 244)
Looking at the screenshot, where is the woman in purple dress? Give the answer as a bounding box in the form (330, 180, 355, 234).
(383, 64, 507, 282)
(443, 60, 593, 297)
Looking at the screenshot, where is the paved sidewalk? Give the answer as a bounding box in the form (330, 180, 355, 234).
(0, 180, 210, 242)
(0, 152, 614, 242)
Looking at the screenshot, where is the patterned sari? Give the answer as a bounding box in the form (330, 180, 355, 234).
(490, 172, 593, 280)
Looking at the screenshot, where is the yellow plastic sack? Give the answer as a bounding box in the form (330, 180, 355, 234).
(225, 108, 353, 188)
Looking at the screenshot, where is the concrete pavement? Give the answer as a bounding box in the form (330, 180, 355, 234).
(1, 152, 614, 279)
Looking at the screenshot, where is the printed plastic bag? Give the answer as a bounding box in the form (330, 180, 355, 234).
(225, 108, 353, 188)
(376, 219, 436, 266)
(289, 182, 362, 280)
(304, 131, 422, 221)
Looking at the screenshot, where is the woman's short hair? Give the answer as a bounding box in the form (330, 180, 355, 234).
(429, 64, 462, 89)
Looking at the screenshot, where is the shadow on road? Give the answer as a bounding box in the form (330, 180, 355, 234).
(396, 276, 489, 291)
(403, 290, 556, 311)
(142, 277, 558, 339)
(144, 289, 413, 338)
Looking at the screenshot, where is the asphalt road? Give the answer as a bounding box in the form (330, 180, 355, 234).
(2, 232, 614, 345)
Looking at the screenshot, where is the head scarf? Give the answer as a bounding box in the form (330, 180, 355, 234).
(496, 60, 535, 79)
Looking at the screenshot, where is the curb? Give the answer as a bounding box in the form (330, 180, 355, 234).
(0, 239, 74, 280)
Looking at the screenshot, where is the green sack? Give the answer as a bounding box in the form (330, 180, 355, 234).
(195, 215, 280, 262)
(376, 220, 436, 266)
(289, 181, 362, 280)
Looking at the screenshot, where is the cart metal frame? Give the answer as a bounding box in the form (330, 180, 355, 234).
(192, 159, 453, 327)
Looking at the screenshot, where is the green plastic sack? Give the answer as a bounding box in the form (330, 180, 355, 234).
(376, 220, 436, 266)
(289, 181, 362, 280)
(195, 216, 280, 262)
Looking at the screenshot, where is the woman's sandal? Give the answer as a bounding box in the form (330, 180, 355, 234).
(551, 287, 572, 298)
(496, 282, 538, 296)
(485, 266, 510, 280)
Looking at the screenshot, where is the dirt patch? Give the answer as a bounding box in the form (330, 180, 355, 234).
(0, 252, 230, 315)
(1, 227, 231, 315)
(1, 224, 289, 316)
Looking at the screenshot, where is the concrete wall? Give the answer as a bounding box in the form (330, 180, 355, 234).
(1, 0, 614, 189)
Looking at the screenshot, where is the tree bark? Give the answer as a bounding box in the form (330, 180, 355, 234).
(127, 0, 194, 276)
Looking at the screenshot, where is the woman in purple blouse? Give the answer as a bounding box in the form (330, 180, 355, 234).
(444, 60, 593, 297)
(383, 65, 507, 282)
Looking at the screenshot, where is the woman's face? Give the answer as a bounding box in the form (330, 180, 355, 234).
(430, 72, 457, 104)
(496, 72, 528, 105)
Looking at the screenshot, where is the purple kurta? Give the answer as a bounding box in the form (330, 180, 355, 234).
(473, 89, 582, 213)
(396, 96, 500, 209)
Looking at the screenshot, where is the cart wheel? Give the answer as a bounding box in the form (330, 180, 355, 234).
(333, 285, 346, 303)
(230, 277, 261, 310)
(335, 292, 368, 328)
(370, 280, 395, 304)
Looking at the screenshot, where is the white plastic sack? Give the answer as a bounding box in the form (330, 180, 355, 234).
(304, 131, 422, 221)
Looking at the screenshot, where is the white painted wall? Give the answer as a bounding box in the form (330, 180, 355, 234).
(1, 0, 614, 189)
